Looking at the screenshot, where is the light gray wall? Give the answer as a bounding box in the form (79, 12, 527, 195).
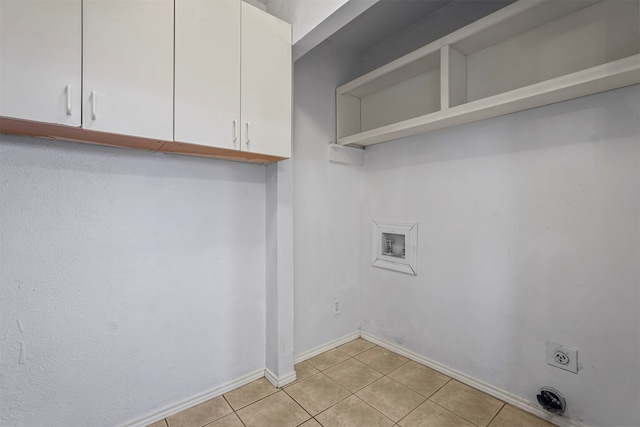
(292, 41, 364, 356)
(360, 85, 640, 427)
(0, 136, 267, 426)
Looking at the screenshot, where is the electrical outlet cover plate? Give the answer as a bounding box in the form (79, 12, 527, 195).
(332, 298, 344, 316)
(546, 342, 578, 373)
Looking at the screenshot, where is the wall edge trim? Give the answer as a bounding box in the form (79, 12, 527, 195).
(120, 369, 265, 427)
(265, 367, 297, 388)
(360, 332, 590, 427)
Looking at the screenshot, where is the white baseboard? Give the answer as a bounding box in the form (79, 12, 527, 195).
(265, 367, 297, 388)
(294, 330, 361, 364)
(121, 369, 265, 427)
(124, 332, 589, 427)
(360, 332, 590, 427)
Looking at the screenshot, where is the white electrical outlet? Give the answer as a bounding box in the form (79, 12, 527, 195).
(546, 342, 579, 373)
(332, 298, 343, 316)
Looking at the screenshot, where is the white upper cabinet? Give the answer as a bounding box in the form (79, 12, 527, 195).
(1, 0, 291, 163)
(174, 0, 292, 158)
(0, 0, 81, 126)
(174, 0, 241, 150)
(82, 0, 174, 140)
(241, 2, 292, 158)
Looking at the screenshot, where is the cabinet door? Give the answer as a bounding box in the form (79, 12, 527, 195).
(0, 0, 81, 126)
(175, 0, 241, 149)
(241, 2, 291, 158)
(82, 0, 173, 140)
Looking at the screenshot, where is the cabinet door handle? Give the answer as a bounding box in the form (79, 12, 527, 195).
(65, 84, 72, 116)
(245, 122, 251, 144)
(233, 120, 238, 142)
(91, 90, 97, 120)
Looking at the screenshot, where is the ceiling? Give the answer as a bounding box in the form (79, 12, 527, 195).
(327, 0, 514, 56)
(328, 0, 453, 53)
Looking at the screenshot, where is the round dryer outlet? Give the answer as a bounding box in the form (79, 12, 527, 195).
(537, 387, 567, 414)
(554, 350, 570, 365)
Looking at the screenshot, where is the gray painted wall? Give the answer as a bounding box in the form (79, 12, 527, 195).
(360, 85, 640, 427)
(292, 41, 364, 356)
(0, 136, 267, 426)
(292, 29, 639, 427)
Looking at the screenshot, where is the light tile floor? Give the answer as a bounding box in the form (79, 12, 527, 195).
(148, 338, 556, 427)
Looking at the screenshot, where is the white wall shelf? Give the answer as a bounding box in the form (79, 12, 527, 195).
(336, 0, 640, 147)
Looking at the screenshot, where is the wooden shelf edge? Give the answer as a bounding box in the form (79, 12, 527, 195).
(338, 56, 640, 147)
(0, 116, 165, 151)
(0, 117, 287, 165)
(163, 140, 286, 164)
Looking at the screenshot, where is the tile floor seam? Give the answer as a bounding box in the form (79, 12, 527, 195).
(314, 394, 400, 427)
(233, 409, 247, 427)
(199, 412, 243, 427)
(235, 390, 312, 426)
(224, 384, 280, 412)
(375, 358, 411, 377)
(221, 394, 233, 411)
(316, 352, 355, 372)
(426, 395, 494, 427)
(294, 416, 310, 427)
(485, 402, 507, 427)
(280, 383, 327, 417)
(323, 357, 385, 393)
(356, 376, 428, 423)
(283, 376, 354, 418)
(233, 411, 247, 427)
(394, 399, 440, 427)
(353, 391, 399, 425)
(403, 376, 452, 400)
(380, 371, 431, 403)
(395, 404, 415, 426)
(355, 348, 411, 376)
(427, 397, 474, 426)
(311, 391, 355, 419)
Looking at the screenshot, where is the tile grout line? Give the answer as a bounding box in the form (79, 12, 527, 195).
(484, 402, 507, 427)
(224, 380, 280, 412)
(232, 402, 247, 427)
(290, 347, 380, 425)
(326, 345, 425, 425)
(221, 393, 232, 409)
(283, 371, 353, 420)
(425, 393, 498, 427)
(378, 367, 427, 425)
(310, 343, 424, 425)
(351, 391, 399, 425)
(394, 377, 454, 426)
(380, 370, 429, 426)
